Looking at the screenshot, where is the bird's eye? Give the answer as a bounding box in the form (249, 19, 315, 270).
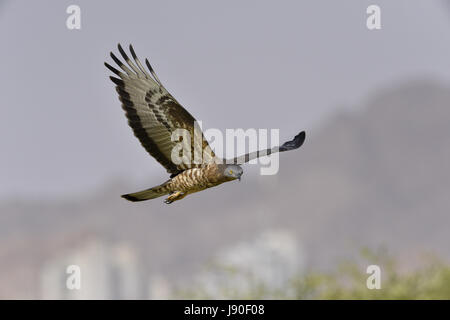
(229, 170, 233, 174)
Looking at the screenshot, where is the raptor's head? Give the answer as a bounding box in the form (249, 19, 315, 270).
(223, 164, 243, 181)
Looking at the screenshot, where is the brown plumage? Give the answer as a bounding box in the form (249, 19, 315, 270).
(105, 44, 305, 204)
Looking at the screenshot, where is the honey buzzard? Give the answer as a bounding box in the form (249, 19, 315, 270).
(105, 44, 305, 204)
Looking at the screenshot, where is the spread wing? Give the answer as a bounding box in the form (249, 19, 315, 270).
(227, 131, 305, 164)
(105, 44, 217, 176)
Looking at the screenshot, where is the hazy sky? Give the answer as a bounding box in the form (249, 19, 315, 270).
(1, 0, 449, 199)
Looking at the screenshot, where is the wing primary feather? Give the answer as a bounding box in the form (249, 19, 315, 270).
(129, 44, 139, 60)
(227, 131, 306, 164)
(129, 44, 153, 79)
(145, 58, 162, 85)
(117, 43, 141, 76)
(110, 51, 134, 76)
(279, 131, 306, 152)
(104, 62, 124, 77)
(109, 76, 124, 86)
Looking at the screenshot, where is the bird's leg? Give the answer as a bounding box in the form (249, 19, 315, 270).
(164, 191, 186, 204)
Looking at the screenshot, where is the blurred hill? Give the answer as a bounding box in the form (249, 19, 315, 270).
(0, 79, 449, 298)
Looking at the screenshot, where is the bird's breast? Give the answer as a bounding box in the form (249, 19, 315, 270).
(169, 165, 224, 192)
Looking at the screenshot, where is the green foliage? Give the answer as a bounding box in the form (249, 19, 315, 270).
(291, 249, 450, 299)
(177, 248, 450, 299)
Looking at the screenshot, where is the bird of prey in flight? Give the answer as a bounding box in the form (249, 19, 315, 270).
(105, 44, 305, 204)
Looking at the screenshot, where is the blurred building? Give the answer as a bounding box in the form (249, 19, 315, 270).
(39, 237, 143, 299)
(193, 229, 304, 298)
(147, 274, 172, 299)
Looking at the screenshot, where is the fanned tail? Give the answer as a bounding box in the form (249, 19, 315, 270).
(121, 181, 170, 202)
